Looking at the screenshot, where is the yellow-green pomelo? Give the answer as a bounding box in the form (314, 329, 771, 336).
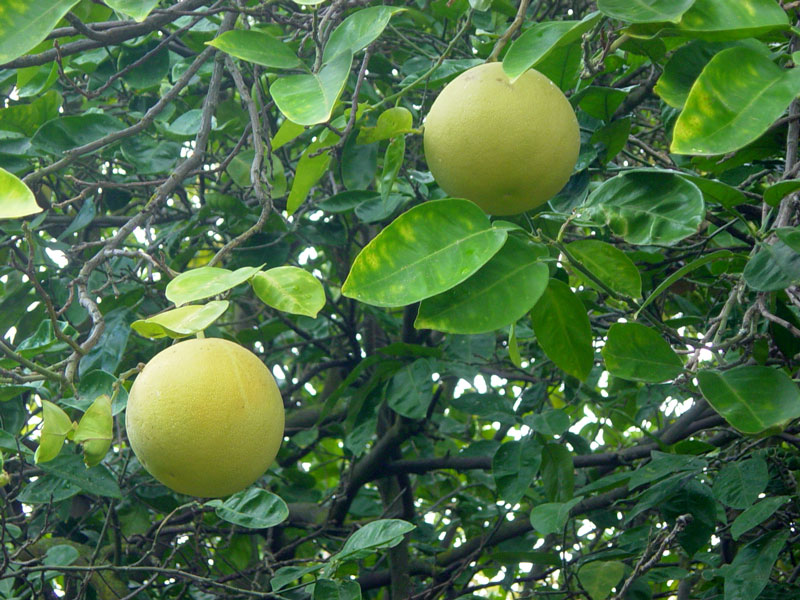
(423, 62, 580, 216)
(126, 338, 284, 498)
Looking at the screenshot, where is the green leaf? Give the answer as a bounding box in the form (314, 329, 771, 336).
(697, 366, 800, 434)
(502, 12, 601, 82)
(73, 395, 112, 467)
(386, 359, 434, 420)
(314, 579, 361, 600)
(574, 86, 628, 122)
(565, 239, 641, 298)
(531, 279, 593, 381)
(674, 0, 788, 41)
(635, 250, 733, 318)
(70, 370, 127, 416)
(131, 301, 230, 339)
(493, 437, 542, 504)
(672, 46, 800, 156)
(251, 267, 325, 318)
(744, 240, 800, 292)
(378, 136, 405, 201)
(584, 169, 705, 245)
(342, 199, 507, 307)
(602, 322, 683, 383)
(31, 113, 126, 155)
(163, 109, 216, 139)
(529, 497, 583, 536)
(598, 0, 693, 23)
(731, 496, 790, 541)
(712, 458, 768, 509)
(34, 401, 75, 464)
(0, 167, 41, 219)
(357, 107, 414, 144)
(166, 266, 262, 306)
(450, 393, 517, 424)
(654, 41, 763, 109)
(628, 451, 706, 490)
(0, 0, 80, 64)
(415, 237, 549, 334)
(541, 443, 574, 502)
(120, 134, 181, 175)
(207, 488, 289, 528)
(578, 561, 626, 600)
(322, 6, 405, 62)
(776, 227, 800, 253)
(43, 544, 80, 567)
(335, 519, 415, 562)
(105, 0, 159, 21)
(206, 30, 302, 69)
(37, 453, 122, 498)
(287, 135, 337, 215)
(270, 50, 352, 126)
(526, 409, 571, 436)
(723, 531, 789, 600)
(271, 565, 324, 592)
(764, 180, 800, 208)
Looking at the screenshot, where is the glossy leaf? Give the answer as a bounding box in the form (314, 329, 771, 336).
(578, 561, 626, 600)
(493, 437, 542, 504)
(0, 0, 80, 64)
(723, 531, 789, 600)
(764, 180, 800, 208)
(342, 199, 507, 307)
(105, 0, 159, 21)
(357, 107, 414, 144)
(166, 266, 261, 306)
(314, 579, 361, 600)
(379, 136, 405, 200)
(502, 13, 600, 82)
(635, 250, 733, 318)
(251, 267, 325, 318)
(386, 359, 434, 420)
(270, 50, 352, 126)
(131, 301, 230, 339)
(674, 0, 788, 40)
(34, 401, 74, 464)
(529, 497, 583, 536)
(731, 497, 790, 541)
(697, 366, 800, 434)
(527, 409, 571, 436)
(322, 7, 405, 62)
(712, 458, 768, 509)
(565, 239, 641, 298)
(598, 0, 693, 23)
(287, 139, 336, 215)
(37, 453, 122, 498)
(207, 488, 289, 529)
(531, 279, 593, 381)
(415, 237, 549, 334)
(743, 240, 800, 292)
(206, 30, 302, 69)
(584, 170, 705, 245)
(335, 519, 415, 562)
(602, 322, 683, 383)
(31, 113, 126, 155)
(541, 443, 574, 502)
(73, 395, 112, 467)
(654, 41, 763, 109)
(775, 227, 800, 253)
(672, 46, 800, 156)
(0, 167, 41, 219)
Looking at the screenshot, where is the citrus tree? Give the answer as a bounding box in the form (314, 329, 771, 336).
(2, 1, 800, 599)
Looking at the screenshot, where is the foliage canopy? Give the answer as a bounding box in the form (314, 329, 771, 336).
(2, 1, 800, 599)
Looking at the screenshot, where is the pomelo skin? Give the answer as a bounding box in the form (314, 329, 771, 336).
(423, 62, 580, 216)
(126, 338, 284, 498)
